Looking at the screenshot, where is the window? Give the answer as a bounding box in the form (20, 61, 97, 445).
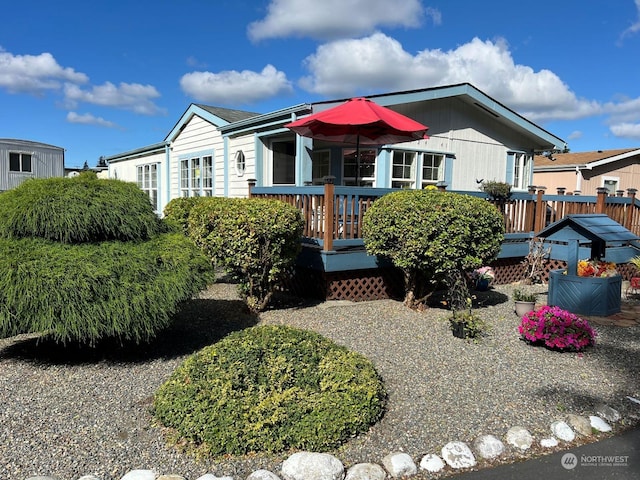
(137, 163, 159, 210)
(421, 153, 443, 187)
(512, 152, 532, 190)
(391, 151, 416, 188)
(9, 152, 32, 173)
(272, 140, 295, 184)
(603, 177, 619, 195)
(234, 150, 246, 177)
(180, 154, 213, 197)
(312, 150, 331, 184)
(342, 148, 376, 186)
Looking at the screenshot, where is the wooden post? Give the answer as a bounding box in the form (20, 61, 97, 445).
(567, 239, 579, 276)
(247, 178, 257, 198)
(626, 188, 637, 231)
(323, 176, 335, 252)
(595, 187, 608, 213)
(524, 185, 537, 232)
(534, 186, 546, 233)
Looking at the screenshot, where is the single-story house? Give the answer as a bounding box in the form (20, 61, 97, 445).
(534, 148, 640, 195)
(0, 138, 65, 192)
(104, 83, 566, 214)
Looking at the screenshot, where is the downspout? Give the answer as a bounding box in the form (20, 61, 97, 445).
(164, 143, 171, 215)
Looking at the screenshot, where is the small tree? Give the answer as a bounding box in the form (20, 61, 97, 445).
(362, 190, 504, 309)
(188, 197, 304, 312)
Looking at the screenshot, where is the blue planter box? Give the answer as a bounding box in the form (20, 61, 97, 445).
(548, 269, 622, 317)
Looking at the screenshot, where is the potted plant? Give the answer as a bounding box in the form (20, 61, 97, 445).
(513, 289, 537, 317)
(471, 266, 494, 291)
(449, 298, 487, 339)
(481, 180, 512, 201)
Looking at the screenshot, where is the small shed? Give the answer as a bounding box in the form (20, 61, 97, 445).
(538, 214, 640, 316)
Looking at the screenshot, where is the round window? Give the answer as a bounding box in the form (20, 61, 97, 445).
(235, 150, 246, 177)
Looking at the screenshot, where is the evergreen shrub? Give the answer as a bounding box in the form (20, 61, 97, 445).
(153, 325, 386, 455)
(163, 196, 205, 233)
(0, 173, 162, 243)
(362, 190, 504, 308)
(188, 197, 304, 312)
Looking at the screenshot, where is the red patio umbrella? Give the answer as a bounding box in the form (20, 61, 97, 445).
(285, 97, 429, 184)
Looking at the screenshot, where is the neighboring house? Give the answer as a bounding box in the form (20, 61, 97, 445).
(104, 83, 566, 214)
(0, 138, 65, 192)
(534, 148, 640, 195)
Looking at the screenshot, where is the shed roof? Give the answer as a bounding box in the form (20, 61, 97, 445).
(534, 148, 640, 168)
(537, 214, 640, 244)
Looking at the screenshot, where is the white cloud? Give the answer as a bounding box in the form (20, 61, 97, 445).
(248, 0, 425, 41)
(567, 130, 583, 140)
(425, 7, 442, 26)
(0, 48, 88, 94)
(619, 0, 640, 41)
(610, 122, 640, 139)
(64, 81, 164, 115)
(299, 34, 601, 122)
(66, 111, 118, 128)
(179, 64, 293, 104)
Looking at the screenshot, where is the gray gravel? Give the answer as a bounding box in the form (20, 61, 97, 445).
(1, 282, 639, 480)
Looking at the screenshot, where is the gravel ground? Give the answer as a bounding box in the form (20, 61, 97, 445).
(1, 281, 639, 480)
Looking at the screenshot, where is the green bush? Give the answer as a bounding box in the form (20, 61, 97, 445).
(0, 175, 162, 243)
(188, 197, 304, 312)
(362, 190, 504, 308)
(163, 196, 205, 233)
(0, 233, 214, 345)
(153, 325, 385, 455)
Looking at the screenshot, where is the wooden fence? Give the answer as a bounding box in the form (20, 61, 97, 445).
(249, 180, 640, 252)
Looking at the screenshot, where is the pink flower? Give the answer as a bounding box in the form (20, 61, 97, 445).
(518, 306, 596, 352)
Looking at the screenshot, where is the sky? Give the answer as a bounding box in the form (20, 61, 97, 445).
(1, 0, 640, 168)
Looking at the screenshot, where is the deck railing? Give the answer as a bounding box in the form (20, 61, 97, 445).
(249, 179, 640, 252)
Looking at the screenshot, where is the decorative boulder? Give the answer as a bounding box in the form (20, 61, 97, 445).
(567, 414, 593, 436)
(247, 471, 280, 480)
(595, 404, 621, 423)
(472, 434, 505, 459)
(419, 454, 445, 473)
(382, 452, 417, 478)
(551, 421, 576, 442)
(441, 442, 476, 469)
(506, 426, 533, 450)
(281, 452, 344, 480)
(345, 463, 386, 480)
(589, 416, 612, 432)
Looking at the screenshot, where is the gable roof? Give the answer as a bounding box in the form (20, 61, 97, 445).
(165, 103, 259, 142)
(309, 83, 567, 152)
(0, 138, 64, 151)
(535, 148, 640, 170)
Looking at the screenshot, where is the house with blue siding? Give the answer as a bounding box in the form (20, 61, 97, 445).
(104, 83, 566, 214)
(0, 139, 65, 192)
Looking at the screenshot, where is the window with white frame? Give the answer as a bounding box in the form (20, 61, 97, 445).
(137, 163, 159, 210)
(9, 152, 32, 173)
(512, 152, 533, 190)
(342, 148, 376, 186)
(391, 151, 416, 188)
(421, 153, 443, 187)
(312, 150, 331, 184)
(234, 150, 246, 177)
(180, 154, 213, 197)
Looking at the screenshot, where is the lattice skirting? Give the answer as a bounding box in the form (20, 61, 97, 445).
(285, 261, 640, 301)
(285, 267, 404, 302)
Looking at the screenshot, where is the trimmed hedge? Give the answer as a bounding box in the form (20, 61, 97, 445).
(0, 233, 214, 345)
(153, 325, 386, 455)
(0, 174, 162, 243)
(188, 197, 304, 312)
(363, 190, 504, 308)
(163, 196, 204, 233)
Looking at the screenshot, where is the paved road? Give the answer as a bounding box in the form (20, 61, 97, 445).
(452, 427, 640, 479)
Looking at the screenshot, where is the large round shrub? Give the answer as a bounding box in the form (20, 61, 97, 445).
(363, 190, 504, 308)
(0, 175, 214, 345)
(153, 325, 386, 455)
(0, 173, 162, 243)
(188, 197, 304, 312)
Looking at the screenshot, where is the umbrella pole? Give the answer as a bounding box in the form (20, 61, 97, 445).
(355, 134, 360, 187)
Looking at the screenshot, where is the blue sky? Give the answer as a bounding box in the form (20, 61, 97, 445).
(1, 0, 639, 168)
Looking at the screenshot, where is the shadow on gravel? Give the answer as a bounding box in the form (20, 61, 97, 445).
(427, 288, 511, 309)
(0, 297, 259, 366)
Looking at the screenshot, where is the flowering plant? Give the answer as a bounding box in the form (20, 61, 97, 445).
(518, 305, 596, 352)
(577, 259, 617, 278)
(472, 266, 495, 282)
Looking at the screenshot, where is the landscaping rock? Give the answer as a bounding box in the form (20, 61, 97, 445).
(196, 475, 232, 480)
(506, 426, 533, 450)
(540, 438, 559, 448)
(472, 434, 505, 459)
(595, 404, 621, 423)
(247, 470, 281, 480)
(78, 476, 101, 480)
(589, 416, 612, 432)
(567, 414, 592, 436)
(281, 452, 344, 480)
(121, 471, 156, 480)
(157, 476, 187, 480)
(441, 441, 476, 469)
(345, 463, 386, 480)
(419, 454, 445, 473)
(382, 452, 417, 477)
(551, 421, 575, 442)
